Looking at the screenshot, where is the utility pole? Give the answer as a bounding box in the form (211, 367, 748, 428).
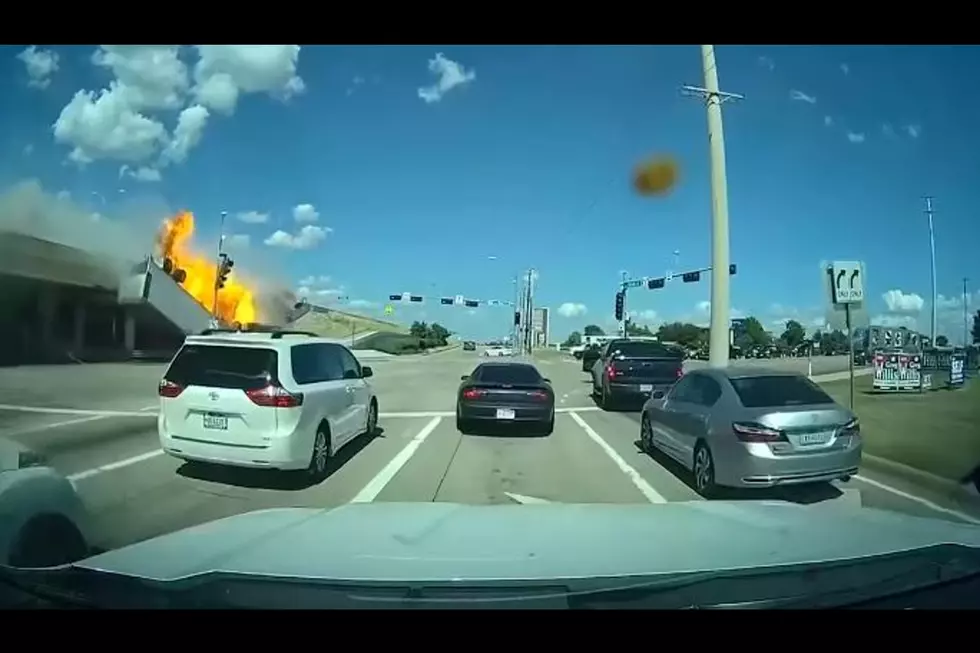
(925, 197, 938, 346)
(525, 268, 535, 354)
(682, 45, 743, 368)
(964, 277, 970, 348)
(512, 275, 519, 348)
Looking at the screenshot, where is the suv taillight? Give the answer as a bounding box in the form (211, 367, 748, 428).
(605, 364, 617, 380)
(246, 384, 304, 408)
(158, 379, 184, 398)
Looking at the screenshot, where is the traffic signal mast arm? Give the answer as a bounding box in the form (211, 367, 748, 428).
(386, 292, 515, 309)
(621, 263, 737, 292)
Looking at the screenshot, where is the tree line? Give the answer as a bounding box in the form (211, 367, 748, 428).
(408, 321, 451, 349)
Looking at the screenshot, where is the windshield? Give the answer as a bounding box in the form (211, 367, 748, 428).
(2, 44, 979, 610)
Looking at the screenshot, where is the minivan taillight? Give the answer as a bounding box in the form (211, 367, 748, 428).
(158, 379, 184, 398)
(732, 421, 786, 443)
(246, 384, 304, 408)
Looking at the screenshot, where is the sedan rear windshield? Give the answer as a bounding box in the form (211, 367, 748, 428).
(730, 375, 834, 408)
(166, 345, 278, 390)
(475, 365, 541, 385)
(609, 342, 682, 359)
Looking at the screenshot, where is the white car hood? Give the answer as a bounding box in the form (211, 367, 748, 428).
(76, 500, 980, 583)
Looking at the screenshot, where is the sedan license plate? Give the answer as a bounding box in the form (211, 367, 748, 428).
(203, 414, 228, 430)
(496, 408, 516, 420)
(640, 384, 653, 393)
(799, 431, 831, 446)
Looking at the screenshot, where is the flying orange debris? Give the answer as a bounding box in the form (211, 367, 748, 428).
(632, 156, 680, 197)
(155, 211, 257, 325)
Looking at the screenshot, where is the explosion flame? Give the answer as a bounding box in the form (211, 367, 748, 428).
(155, 211, 257, 325)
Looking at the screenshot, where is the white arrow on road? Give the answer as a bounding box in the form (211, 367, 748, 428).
(504, 492, 551, 505)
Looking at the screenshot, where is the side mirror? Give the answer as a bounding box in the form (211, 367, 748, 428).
(460, 374, 469, 381)
(543, 378, 551, 384)
(652, 390, 666, 399)
(361, 366, 374, 378)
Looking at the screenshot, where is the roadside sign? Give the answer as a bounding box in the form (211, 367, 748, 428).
(454, 294, 464, 306)
(820, 261, 869, 332)
(384, 304, 394, 315)
(950, 353, 967, 388)
(830, 261, 864, 305)
(872, 351, 924, 392)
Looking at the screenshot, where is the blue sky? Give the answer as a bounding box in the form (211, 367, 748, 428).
(2, 45, 978, 344)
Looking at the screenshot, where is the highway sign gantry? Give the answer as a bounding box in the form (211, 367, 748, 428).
(830, 260, 865, 305)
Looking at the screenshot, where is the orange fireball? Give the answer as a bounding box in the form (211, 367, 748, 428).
(633, 156, 680, 197)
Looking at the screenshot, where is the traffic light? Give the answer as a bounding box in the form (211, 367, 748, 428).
(647, 277, 665, 290)
(216, 255, 234, 289)
(614, 291, 625, 321)
(514, 311, 520, 326)
(464, 300, 479, 308)
(729, 263, 737, 275)
(681, 271, 700, 283)
(440, 297, 454, 305)
(409, 295, 423, 303)
(389, 294, 401, 301)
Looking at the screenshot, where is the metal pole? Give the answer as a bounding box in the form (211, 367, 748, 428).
(620, 270, 628, 338)
(526, 269, 535, 354)
(211, 211, 227, 319)
(846, 304, 855, 410)
(512, 275, 519, 348)
(964, 277, 970, 348)
(925, 197, 937, 345)
(687, 46, 738, 369)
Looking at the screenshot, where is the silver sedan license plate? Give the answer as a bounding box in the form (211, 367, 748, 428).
(799, 431, 831, 446)
(203, 414, 228, 430)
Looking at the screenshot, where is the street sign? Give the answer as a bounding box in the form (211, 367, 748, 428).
(830, 261, 864, 305)
(454, 294, 464, 306)
(384, 304, 394, 315)
(625, 279, 645, 289)
(820, 261, 869, 332)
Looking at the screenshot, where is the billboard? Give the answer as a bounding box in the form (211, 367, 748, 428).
(532, 307, 550, 347)
(872, 350, 928, 391)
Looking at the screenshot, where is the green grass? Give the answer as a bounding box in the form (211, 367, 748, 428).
(817, 374, 980, 482)
(352, 332, 457, 356)
(292, 309, 408, 340)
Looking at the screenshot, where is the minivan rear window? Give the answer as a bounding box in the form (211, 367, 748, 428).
(166, 345, 277, 390)
(729, 375, 834, 408)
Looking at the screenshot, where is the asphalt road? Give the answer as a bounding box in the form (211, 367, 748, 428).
(1, 349, 978, 552)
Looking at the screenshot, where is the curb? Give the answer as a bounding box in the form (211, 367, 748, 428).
(858, 453, 968, 498)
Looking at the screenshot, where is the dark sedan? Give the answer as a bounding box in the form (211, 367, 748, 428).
(456, 362, 555, 435)
(463, 341, 477, 351)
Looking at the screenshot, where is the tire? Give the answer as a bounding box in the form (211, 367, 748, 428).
(640, 414, 654, 453)
(364, 400, 378, 437)
(538, 416, 555, 436)
(8, 514, 88, 568)
(456, 415, 471, 434)
(307, 424, 332, 482)
(693, 441, 718, 498)
(599, 383, 612, 410)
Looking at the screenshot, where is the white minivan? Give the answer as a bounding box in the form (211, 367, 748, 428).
(157, 330, 379, 481)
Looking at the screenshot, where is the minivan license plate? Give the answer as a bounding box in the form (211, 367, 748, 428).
(203, 414, 228, 430)
(496, 408, 516, 420)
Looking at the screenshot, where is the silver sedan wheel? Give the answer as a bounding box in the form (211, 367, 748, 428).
(693, 445, 714, 495)
(640, 415, 654, 452)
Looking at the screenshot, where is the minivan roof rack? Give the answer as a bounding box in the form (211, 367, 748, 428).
(195, 328, 319, 339)
(270, 330, 319, 339)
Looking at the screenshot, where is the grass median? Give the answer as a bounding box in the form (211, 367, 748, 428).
(817, 374, 980, 484)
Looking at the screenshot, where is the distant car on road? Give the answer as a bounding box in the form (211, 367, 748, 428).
(639, 367, 861, 498)
(0, 438, 92, 568)
(463, 341, 477, 351)
(483, 345, 513, 357)
(157, 329, 379, 482)
(456, 362, 555, 435)
(590, 339, 684, 409)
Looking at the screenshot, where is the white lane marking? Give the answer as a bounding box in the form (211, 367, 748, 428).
(68, 449, 165, 483)
(853, 474, 980, 525)
(505, 492, 551, 504)
(567, 411, 666, 504)
(2, 404, 159, 438)
(350, 416, 442, 503)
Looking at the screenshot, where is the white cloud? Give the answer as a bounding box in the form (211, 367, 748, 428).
(905, 124, 921, 139)
(299, 275, 331, 287)
(119, 165, 162, 182)
(264, 224, 330, 250)
(237, 210, 269, 224)
(847, 131, 866, 144)
(632, 309, 658, 322)
(17, 46, 60, 89)
(52, 45, 304, 170)
(293, 203, 319, 223)
(348, 299, 377, 309)
(882, 289, 924, 314)
(840, 63, 850, 75)
(824, 115, 833, 127)
(417, 53, 475, 104)
(881, 123, 896, 138)
(23, 144, 34, 156)
(557, 302, 587, 318)
(757, 56, 775, 71)
(225, 234, 250, 249)
(191, 45, 305, 115)
(789, 89, 817, 104)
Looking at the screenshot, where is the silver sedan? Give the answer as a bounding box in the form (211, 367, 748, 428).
(639, 367, 861, 498)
